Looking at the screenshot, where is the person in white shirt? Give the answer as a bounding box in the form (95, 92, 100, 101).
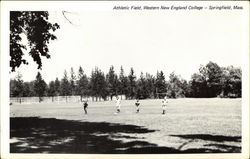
(162, 96, 168, 115)
(115, 96, 121, 113)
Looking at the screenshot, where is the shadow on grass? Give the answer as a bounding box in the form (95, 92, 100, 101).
(170, 134, 241, 153)
(10, 117, 241, 154)
(170, 134, 241, 142)
(10, 117, 170, 153)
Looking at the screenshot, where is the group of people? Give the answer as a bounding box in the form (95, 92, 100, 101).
(82, 96, 168, 115)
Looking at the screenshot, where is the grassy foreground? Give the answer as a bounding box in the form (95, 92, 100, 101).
(10, 98, 241, 153)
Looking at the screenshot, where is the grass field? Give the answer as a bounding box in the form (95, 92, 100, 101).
(10, 98, 241, 153)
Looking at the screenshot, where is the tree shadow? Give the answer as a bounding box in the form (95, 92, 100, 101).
(170, 134, 241, 153)
(170, 134, 241, 142)
(10, 117, 241, 154)
(10, 117, 166, 153)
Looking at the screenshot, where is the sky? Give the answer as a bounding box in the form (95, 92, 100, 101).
(10, 9, 244, 83)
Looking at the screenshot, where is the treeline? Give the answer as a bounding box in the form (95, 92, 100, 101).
(10, 61, 242, 101)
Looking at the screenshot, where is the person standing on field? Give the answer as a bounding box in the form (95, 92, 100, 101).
(83, 99, 88, 114)
(162, 96, 168, 115)
(115, 96, 121, 113)
(135, 99, 140, 113)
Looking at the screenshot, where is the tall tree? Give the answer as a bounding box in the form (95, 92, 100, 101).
(127, 68, 137, 99)
(22, 82, 32, 97)
(76, 66, 89, 101)
(136, 72, 150, 99)
(220, 66, 242, 97)
(10, 11, 60, 72)
(89, 67, 108, 101)
(200, 61, 223, 97)
(168, 72, 187, 98)
(70, 67, 76, 95)
(118, 66, 129, 99)
(48, 81, 56, 101)
(190, 62, 223, 97)
(190, 72, 207, 97)
(54, 78, 61, 96)
(10, 72, 24, 100)
(145, 73, 155, 98)
(34, 72, 47, 102)
(155, 71, 166, 98)
(106, 66, 119, 100)
(60, 70, 71, 102)
(191, 61, 223, 97)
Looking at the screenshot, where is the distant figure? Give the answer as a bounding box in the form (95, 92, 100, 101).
(135, 99, 140, 113)
(162, 96, 168, 115)
(115, 96, 121, 113)
(83, 99, 88, 114)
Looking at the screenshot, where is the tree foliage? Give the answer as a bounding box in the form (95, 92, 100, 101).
(10, 72, 24, 97)
(127, 68, 137, 99)
(70, 67, 77, 95)
(155, 71, 166, 98)
(54, 78, 61, 96)
(34, 72, 47, 102)
(136, 72, 151, 99)
(10, 62, 242, 100)
(118, 66, 129, 99)
(48, 81, 56, 97)
(220, 66, 242, 97)
(189, 61, 241, 98)
(10, 11, 60, 72)
(60, 70, 71, 96)
(89, 67, 108, 101)
(168, 72, 187, 98)
(76, 66, 89, 100)
(106, 66, 119, 100)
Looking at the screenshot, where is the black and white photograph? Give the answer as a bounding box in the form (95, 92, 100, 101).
(0, 1, 249, 159)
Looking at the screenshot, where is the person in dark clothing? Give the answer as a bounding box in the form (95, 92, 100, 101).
(135, 99, 140, 113)
(83, 99, 88, 114)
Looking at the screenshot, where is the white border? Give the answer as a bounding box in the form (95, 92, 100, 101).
(1, 1, 249, 159)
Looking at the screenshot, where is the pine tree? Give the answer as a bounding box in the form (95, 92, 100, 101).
(60, 70, 71, 102)
(34, 72, 47, 102)
(106, 66, 119, 100)
(136, 72, 149, 99)
(54, 78, 60, 96)
(48, 81, 56, 101)
(145, 73, 155, 98)
(118, 66, 129, 99)
(77, 66, 89, 101)
(155, 71, 166, 98)
(89, 67, 108, 101)
(70, 67, 76, 95)
(128, 67, 136, 99)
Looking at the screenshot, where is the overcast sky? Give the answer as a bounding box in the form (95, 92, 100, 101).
(10, 9, 244, 82)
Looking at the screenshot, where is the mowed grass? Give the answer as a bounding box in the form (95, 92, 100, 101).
(10, 98, 241, 153)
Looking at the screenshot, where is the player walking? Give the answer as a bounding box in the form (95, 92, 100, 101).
(162, 96, 168, 115)
(83, 99, 88, 114)
(115, 96, 121, 113)
(135, 99, 140, 113)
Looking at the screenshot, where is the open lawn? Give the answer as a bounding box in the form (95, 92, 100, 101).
(10, 98, 241, 153)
